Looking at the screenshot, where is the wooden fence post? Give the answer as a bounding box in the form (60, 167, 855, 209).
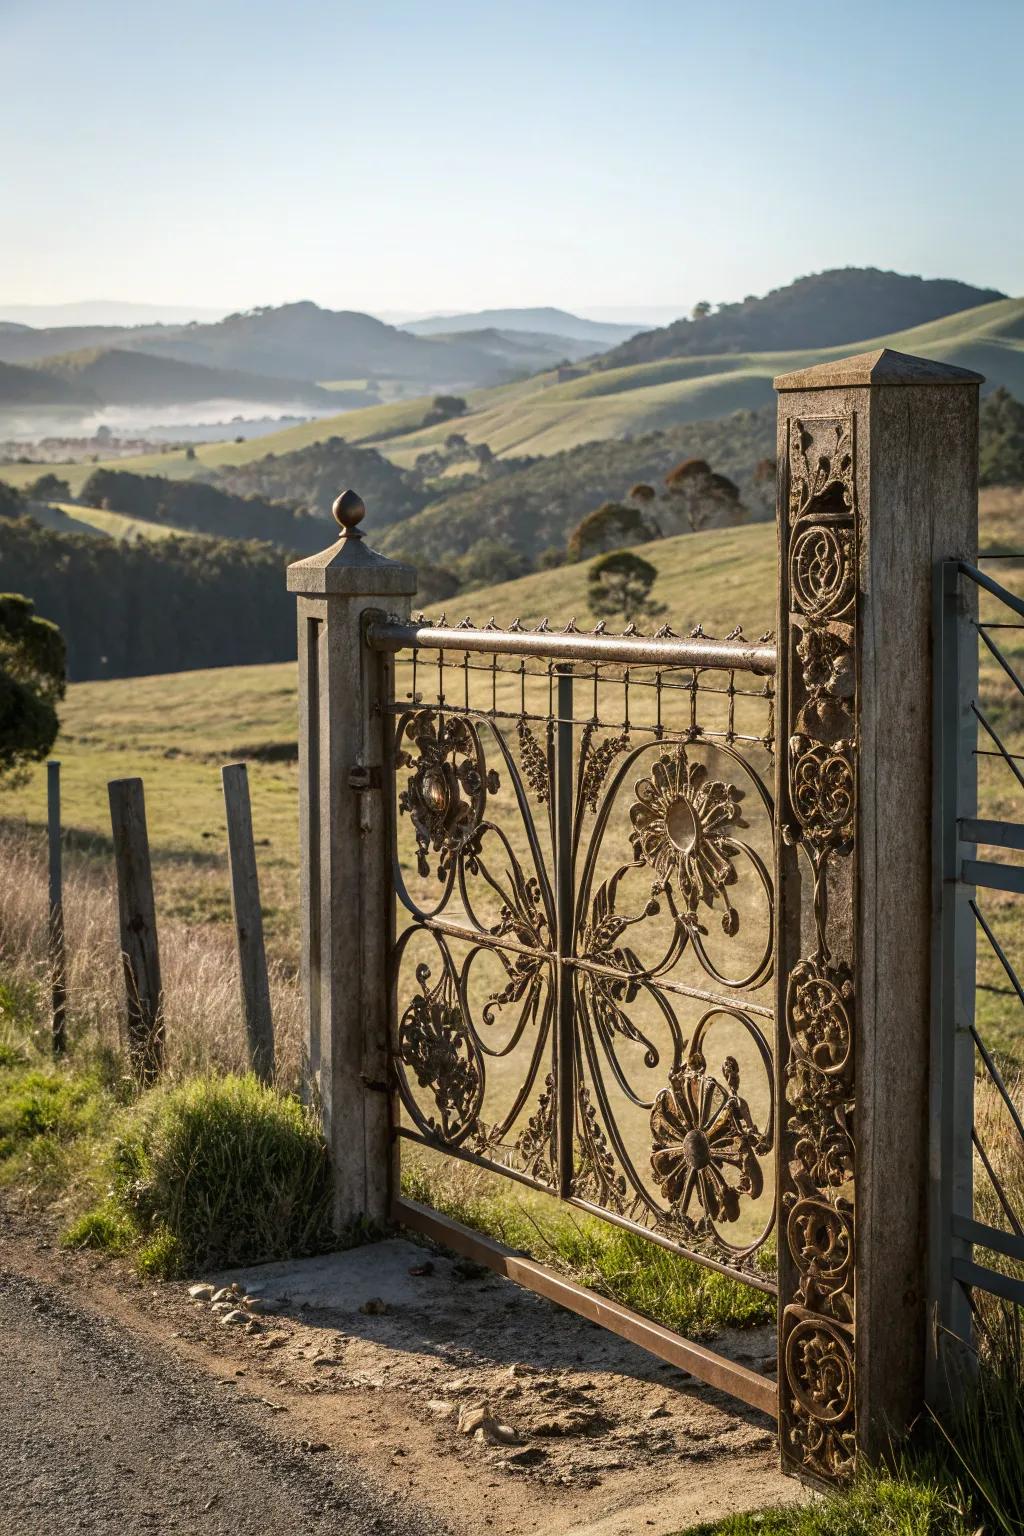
(221, 761, 274, 1083)
(108, 777, 164, 1083)
(47, 760, 67, 1057)
(773, 349, 980, 1482)
(287, 490, 416, 1232)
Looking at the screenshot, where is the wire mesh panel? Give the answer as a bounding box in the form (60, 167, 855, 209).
(373, 618, 778, 1291)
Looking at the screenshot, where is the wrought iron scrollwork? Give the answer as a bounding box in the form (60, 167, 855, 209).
(396, 952, 484, 1145)
(389, 664, 776, 1289)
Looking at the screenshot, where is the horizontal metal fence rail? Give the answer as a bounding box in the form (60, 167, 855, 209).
(366, 617, 778, 675)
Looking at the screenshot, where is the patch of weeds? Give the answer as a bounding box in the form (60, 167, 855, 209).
(63, 1199, 138, 1255)
(675, 1471, 972, 1535)
(401, 1155, 774, 1337)
(0, 974, 39, 1032)
(136, 1227, 184, 1277)
(80, 1072, 335, 1277)
(0, 1060, 114, 1202)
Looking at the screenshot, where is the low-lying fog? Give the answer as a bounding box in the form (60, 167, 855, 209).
(0, 398, 346, 445)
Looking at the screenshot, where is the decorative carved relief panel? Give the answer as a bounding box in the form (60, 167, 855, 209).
(778, 415, 858, 1482)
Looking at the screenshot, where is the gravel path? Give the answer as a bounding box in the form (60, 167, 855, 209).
(0, 1268, 451, 1536)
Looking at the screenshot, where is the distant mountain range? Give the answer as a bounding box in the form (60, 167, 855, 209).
(598, 268, 1007, 369)
(0, 271, 1013, 432)
(0, 301, 229, 329)
(404, 307, 638, 345)
(0, 302, 625, 423)
(5, 349, 338, 410)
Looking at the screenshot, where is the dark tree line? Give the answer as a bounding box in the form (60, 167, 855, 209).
(0, 518, 295, 681)
(80, 467, 331, 552)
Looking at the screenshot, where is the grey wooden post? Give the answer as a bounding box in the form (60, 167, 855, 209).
(222, 762, 275, 1084)
(47, 760, 67, 1056)
(773, 349, 980, 1482)
(287, 490, 416, 1233)
(108, 776, 164, 1083)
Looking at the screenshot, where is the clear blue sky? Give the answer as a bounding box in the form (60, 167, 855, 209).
(2, 0, 1022, 315)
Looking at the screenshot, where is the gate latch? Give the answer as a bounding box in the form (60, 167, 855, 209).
(348, 764, 381, 791)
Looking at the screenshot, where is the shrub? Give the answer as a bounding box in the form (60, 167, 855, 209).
(101, 1073, 334, 1275)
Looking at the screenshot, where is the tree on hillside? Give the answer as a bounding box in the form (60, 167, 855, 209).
(0, 593, 65, 782)
(0, 481, 24, 519)
(456, 537, 531, 589)
(691, 300, 712, 320)
(567, 500, 659, 562)
(424, 394, 468, 426)
(587, 551, 665, 626)
(980, 387, 1024, 486)
(663, 457, 745, 534)
(27, 473, 72, 504)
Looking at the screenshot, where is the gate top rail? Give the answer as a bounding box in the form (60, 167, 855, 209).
(365, 617, 777, 675)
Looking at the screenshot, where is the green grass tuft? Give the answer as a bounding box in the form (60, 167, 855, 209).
(63, 1199, 138, 1255)
(93, 1072, 335, 1276)
(0, 1060, 115, 1199)
(675, 1471, 971, 1535)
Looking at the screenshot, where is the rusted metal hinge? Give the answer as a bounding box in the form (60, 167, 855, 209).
(348, 764, 381, 791)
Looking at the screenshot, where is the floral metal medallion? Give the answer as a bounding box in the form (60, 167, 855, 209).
(629, 747, 747, 932)
(650, 1046, 769, 1231)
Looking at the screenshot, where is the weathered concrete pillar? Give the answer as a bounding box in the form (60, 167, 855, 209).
(288, 491, 416, 1231)
(773, 350, 980, 1481)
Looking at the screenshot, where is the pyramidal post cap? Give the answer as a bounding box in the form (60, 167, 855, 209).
(332, 488, 366, 538)
(774, 347, 985, 392)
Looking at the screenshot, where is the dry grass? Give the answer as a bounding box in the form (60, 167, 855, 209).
(974, 1068, 1024, 1304)
(0, 824, 304, 1090)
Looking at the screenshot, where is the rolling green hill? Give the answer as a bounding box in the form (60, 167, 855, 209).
(0, 358, 93, 407)
(30, 347, 337, 408)
(22, 500, 202, 542)
(3, 294, 1023, 501)
(597, 267, 1006, 369)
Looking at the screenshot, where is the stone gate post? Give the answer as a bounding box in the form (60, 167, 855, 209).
(288, 491, 416, 1231)
(773, 350, 980, 1481)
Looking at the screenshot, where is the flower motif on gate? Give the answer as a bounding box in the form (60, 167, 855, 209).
(629, 747, 747, 934)
(397, 710, 499, 879)
(650, 1049, 769, 1228)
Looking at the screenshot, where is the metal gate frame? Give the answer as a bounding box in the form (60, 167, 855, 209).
(930, 557, 1024, 1400)
(369, 615, 780, 1418)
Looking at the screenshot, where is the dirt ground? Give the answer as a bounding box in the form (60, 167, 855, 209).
(0, 1206, 802, 1536)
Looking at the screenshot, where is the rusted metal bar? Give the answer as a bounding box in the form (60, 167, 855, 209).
(554, 666, 575, 1197)
(366, 619, 777, 676)
(395, 1127, 778, 1291)
(394, 1196, 778, 1416)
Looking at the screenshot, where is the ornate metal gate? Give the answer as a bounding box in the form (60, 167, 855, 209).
(366, 613, 779, 1412)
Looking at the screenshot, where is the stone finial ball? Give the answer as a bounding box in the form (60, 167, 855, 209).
(332, 488, 366, 537)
